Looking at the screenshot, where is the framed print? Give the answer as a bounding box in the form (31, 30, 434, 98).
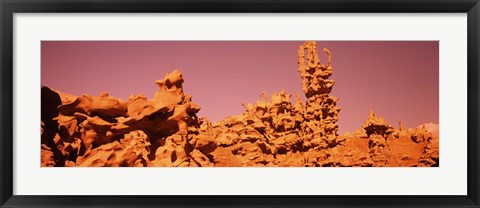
(1, 0, 479, 207)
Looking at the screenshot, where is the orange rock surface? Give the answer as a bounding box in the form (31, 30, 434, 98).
(41, 41, 439, 167)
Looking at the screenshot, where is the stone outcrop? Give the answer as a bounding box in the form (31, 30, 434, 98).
(41, 70, 213, 167)
(297, 42, 341, 148)
(41, 41, 439, 167)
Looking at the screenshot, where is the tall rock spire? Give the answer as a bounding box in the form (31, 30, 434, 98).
(298, 41, 341, 147)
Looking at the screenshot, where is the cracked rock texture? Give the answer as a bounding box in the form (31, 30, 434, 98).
(41, 41, 439, 167)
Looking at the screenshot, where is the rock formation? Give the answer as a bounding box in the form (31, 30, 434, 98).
(297, 42, 341, 148)
(41, 41, 439, 167)
(42, 70, 214, 167)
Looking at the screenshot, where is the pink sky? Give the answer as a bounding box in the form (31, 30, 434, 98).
(41, 41, 439, 133)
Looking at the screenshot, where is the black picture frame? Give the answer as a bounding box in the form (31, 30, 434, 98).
(1, 0, 479, 207)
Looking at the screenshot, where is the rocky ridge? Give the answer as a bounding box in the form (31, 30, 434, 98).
(41, 41, 439, 167)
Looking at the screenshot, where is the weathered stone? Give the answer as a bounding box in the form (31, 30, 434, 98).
(41, 41, 439, 167)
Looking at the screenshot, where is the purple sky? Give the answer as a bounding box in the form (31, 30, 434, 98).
(41, 41, 439, 133)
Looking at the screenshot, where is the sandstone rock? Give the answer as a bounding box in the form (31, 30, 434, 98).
(298, 42, 340, 145)
(216, 133, 238, 147)
(41, 41, 439, 167)
(41, 144, 55, 167)
(58, 93, 129, 118)
(76, 130, 150, 167)
(362, 109, 396, 137)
